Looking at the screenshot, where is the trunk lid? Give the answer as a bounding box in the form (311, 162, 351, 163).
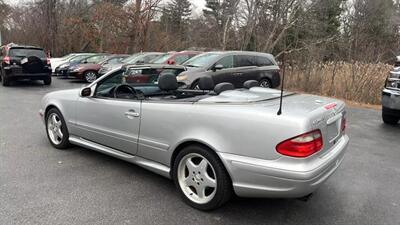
(266, 94, 346, 156)
(199, 88, 346, 156)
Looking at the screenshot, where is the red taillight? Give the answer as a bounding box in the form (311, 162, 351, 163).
(276, 130, 323, 158)
(3, 56, 10, 64)
(341, 117, 346, 133)
(324, 103, 337, 110)
(47, 58, 51, 65)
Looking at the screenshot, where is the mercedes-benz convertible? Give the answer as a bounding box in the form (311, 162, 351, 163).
(39, 64, 349, 210)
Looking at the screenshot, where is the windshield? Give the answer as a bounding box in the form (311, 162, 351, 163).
(9, 48, 46, 58)
(85, 55, 108, 64)
(69, 55, 92, 62)
(183, 53, 221, 68)
(121, 54, 141, 63)
(151, 54, 171, 64)
(59, 53, 75, 60)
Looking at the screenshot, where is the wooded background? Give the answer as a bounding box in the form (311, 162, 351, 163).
(0, 0, 398, 104)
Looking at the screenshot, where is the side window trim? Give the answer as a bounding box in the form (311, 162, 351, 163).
(209, 55, 234, 70)
(234, 55, 257, 68)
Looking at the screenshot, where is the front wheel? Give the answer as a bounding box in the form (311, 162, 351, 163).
(84, 71, 98, 83)
(190, 80, 200, 90)
(259, 78, 272, 88)
(173, 145, 232, 210)
(382, 113, 399, 125)
(46, 108, 71, 149)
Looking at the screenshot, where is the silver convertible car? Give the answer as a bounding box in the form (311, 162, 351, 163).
(39, 65, 349, 210)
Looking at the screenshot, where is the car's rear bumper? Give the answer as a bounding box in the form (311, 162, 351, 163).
(382, 89, 400, 112)
(218, 134, 349, 198)
(4, 72, 51, 80)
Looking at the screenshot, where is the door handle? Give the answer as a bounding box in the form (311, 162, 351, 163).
(233, 72, 243, 76)
(124, 109, 140, 118)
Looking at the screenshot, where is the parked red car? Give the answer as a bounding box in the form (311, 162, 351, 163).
(68, 54, 128, 82)
(150, 51, 202, 65)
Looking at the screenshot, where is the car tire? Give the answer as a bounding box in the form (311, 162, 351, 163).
(2, 75, 10, 86)
(43, 77, 52, 85)
(84, 71, 98, 83)
(172, 144, 232, 211)
(259, 78, 272, 88)
(382, 113, 399, 125)
(190, 80, 200, 90)
(45, 108, 71, 149)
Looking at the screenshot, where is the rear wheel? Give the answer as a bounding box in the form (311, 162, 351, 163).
(46, 108, 71, 149)
(382, 113, 399, 125)
(84, 71, 98, 83)
(43, 76, 52, 85)
(173, 145, 232, 210)
(1, 75, 10, 86)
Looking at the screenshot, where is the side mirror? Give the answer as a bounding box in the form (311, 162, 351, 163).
(136, 60, 145, 64)
(82, 60, 88, 64)
(80, 87, 92, 97)
(213, 64, 224, 71)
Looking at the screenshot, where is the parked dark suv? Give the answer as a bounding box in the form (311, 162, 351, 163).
(382, 69, 400, 125)
(0, 44, 52, 86)
(177, 51, 280, 89)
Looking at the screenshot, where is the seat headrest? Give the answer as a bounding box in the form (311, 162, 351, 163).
(198, 76, 214, 90)
(158, 73, 178, 91)
(243, 80, 259, 89)
(214, 82, 234, 94)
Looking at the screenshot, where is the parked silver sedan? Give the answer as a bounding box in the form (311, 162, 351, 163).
(39, 65, 349, 210)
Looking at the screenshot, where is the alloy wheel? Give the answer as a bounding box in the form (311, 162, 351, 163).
(260, 79, 271, 88)
(177, 153, 217, 204)
(47, 113, 63, 145)
(85, 72, 97, 83)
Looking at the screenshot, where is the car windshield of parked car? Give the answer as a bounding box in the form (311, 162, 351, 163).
(121, 54, 141, 64)
(105, 57, 127, 65)
(85, 55, 108, 64)
(133, 54, 162, 63)
(58, 53, 74, 60)
(151, 54, 171, 64)
(9, 48, 46, 58)
(175, 54, 192, 64)
(69, 55, 91, 62)
(183, 53, 221, 68)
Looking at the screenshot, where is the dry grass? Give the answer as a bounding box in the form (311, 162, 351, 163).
(284, 61, 391, 105)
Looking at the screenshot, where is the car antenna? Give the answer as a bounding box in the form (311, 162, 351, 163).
(277, 51, 286, 116)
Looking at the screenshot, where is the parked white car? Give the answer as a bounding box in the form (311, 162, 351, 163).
(50, 53, 95, 73)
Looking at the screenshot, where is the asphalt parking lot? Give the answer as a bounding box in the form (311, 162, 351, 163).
(0, 78, 399, 225)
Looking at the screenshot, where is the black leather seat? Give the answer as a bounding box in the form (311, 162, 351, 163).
(198, 76, 214, 91)
(158, 73, 178, 91)
(214, 82, 234, 95)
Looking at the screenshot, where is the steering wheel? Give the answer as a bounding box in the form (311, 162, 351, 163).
(113, 84, 137, 99)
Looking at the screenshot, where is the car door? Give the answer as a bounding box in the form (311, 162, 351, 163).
(233, 55, 259, 86)
(74, 70, 141, 155)
(206, 55, 240, 86)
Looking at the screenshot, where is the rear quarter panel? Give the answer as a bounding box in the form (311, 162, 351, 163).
(137, 100, 309, 166)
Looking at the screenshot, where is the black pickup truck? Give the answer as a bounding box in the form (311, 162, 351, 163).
(0, 44, 52, 86)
